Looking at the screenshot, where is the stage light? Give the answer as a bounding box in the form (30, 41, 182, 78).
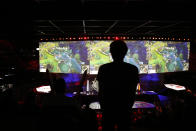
(115, 36, 119, 40)
(84, 37, 87, 40)
(36, 85, 51, 93)
(164, 84, 186, 91)
(107, 36, 111, 40)
(98, 126, 102, 131)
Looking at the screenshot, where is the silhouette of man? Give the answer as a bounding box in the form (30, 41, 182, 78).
(97, 40, 139, 131)
(40, 78, 83, 131)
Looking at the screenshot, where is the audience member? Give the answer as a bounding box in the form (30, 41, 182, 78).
(97, 40, 139, 131)
(39, 78, 84, 131)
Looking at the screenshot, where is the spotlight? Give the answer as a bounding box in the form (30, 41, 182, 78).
(115, 36, 119, 40)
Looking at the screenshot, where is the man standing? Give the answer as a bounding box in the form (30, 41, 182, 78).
(97, 40, 139, 131)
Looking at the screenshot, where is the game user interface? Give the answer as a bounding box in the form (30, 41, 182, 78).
(39, 40, 190, 74)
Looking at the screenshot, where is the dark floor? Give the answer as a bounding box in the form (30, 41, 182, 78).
(1, 88, 196, 131)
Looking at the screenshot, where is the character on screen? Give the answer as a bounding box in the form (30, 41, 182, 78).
(97, 40, 139, 131)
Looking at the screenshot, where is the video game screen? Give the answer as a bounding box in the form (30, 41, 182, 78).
(39, 40, 190, 74)
(39, 41, 89, 73)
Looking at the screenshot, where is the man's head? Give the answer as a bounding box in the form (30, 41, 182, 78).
(54, 78, 66, 94)
(110, 40, 128, 62)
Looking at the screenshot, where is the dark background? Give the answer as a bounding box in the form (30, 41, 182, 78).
(0, 0, 195, 82)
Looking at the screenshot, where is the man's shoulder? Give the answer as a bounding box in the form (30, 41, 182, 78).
(124, 62, 138, 69)
(99, 63, 112, 69)
(121, 62, 139, 74)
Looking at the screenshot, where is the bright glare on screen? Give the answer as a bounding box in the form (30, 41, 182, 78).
(39, 40, 190, 74)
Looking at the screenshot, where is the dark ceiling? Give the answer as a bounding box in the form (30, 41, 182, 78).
(33, 0, 193, 37)
(0, 0, 195, 71)
(0, 0, 194, 49)
(34, 19, 192, 39)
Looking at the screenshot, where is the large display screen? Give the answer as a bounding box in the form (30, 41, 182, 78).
(39, 40, 190, 74)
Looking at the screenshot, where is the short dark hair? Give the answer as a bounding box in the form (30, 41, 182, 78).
(54, 78, 66, 93)
(110, 40, 128, 61)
